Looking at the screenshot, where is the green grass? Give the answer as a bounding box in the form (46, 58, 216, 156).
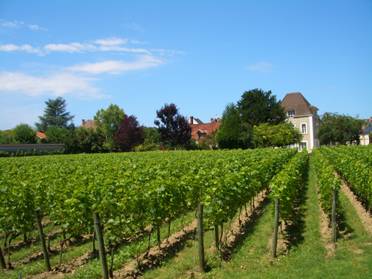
(0, 212, 195, 279)
(0, 240, 92, 279)
(66, 211, 195, 279)
(0, 222, 60, 265)
(143, 163, 372, 279)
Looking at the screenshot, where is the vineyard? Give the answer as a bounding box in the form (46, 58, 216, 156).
(0, 146, 371, 279)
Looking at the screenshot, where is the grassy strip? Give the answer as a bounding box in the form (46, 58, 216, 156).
(0, 241, 92, 279)
(142, 200, 272, 279)
(143, 160, 372, 279)
(66, 211, 195, 279)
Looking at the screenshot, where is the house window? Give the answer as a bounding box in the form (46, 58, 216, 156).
(287, 110, 295, 117)
(301, 123, 307, 134)
(299, 141, 307, 151)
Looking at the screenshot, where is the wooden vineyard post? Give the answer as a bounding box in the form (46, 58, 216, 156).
(0, 247, 6, 269)
(331, 189, 337, 243)
(197, 203, 205, 272)
(93, 212, 109, 279)
(272, 198, 279, 258)
(35, 210, 51, 271)
(214, 224, 219, 251)
(156, 224, 161, 247)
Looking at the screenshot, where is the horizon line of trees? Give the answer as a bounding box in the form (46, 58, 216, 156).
(0, 98, 195, 153)
(0, 90, 369, 155)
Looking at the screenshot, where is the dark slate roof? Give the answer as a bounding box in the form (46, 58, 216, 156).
(281, 92, 317, 116)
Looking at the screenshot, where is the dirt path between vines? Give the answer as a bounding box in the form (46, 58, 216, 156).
(222, 190, 269, 259)
(4, 229, 61, 255)
(317, 193, 335, 258)
(113, 220, 197, 279)
(340, 183, 372, 235)
(29, 227, 154, 279)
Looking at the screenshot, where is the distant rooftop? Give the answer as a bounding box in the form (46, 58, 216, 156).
(281, 92, 318, 116)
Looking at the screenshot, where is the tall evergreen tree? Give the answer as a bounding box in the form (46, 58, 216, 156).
(36, 97, 74, 131)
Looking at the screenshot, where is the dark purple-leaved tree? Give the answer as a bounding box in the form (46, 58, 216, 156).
(114, 115, 144, 151)
(154, 103, 191, 147)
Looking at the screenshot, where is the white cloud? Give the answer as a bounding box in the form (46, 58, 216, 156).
(0, 20, 21, 28)
(0, 37, 157, 55)
(0, 19, 47, 31)
(68, 55, 164, 74)
(97, 45, 151, 54)
(247, 62, 273, 73)
(44, 43, 96, 53)
(0, 44, 41, 54)
(95, 37, 128, 46)
(28, 24, 47, 31)
(0, 72, 105, 99)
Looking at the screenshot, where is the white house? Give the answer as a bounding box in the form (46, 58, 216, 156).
(281, 92, 320, 152)
(360, 118, 372, 145)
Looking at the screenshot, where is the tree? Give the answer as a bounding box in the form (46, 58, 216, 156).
(135, 127, 161, 152)
(198, 131, 218, 150)
(0, 130, 16, 144)
(217, 89, 286, 149)
(252, 122, 302, 148)
(154, 103, 191, 147)
(45, 126, 82, 153)
(238, 89, 286, 126)
(114, 115, 144, 151)
(318, 113, 363, 145)
(216, 104, 247, 149)
(94, 104, 125, 150)
(36, 97, 74, 131)
(14, 124, 36, 144)
(74, 127, 105, 153)
(45, 126, 71, 144)
(143, 127, 161, 145)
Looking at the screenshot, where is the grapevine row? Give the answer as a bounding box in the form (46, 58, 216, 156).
(269, 151, 308, 256)
(311, 149, 341, 242)
(320, 146, 372, 211)
(0, 148, 295, 274)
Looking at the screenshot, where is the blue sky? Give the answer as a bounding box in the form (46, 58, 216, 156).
(0, 0, 371, 129)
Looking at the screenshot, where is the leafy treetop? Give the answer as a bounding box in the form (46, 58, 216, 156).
(318, 113, 363, 145)
(94, 104, 125, 150)
(154, 103, 191, 147)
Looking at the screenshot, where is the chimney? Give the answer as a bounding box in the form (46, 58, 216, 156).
(82, 119, 86, 125)
(189, 116, 194, 124)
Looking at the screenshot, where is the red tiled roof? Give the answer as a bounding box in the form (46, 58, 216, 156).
(36, 131, 47, 140)
(190, 121, 220, 141)
(81, 119, 97, 129)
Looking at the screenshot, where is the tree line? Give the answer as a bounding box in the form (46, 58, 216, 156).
(0, 89, 367, 154)
(0, 98, 194, 153)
